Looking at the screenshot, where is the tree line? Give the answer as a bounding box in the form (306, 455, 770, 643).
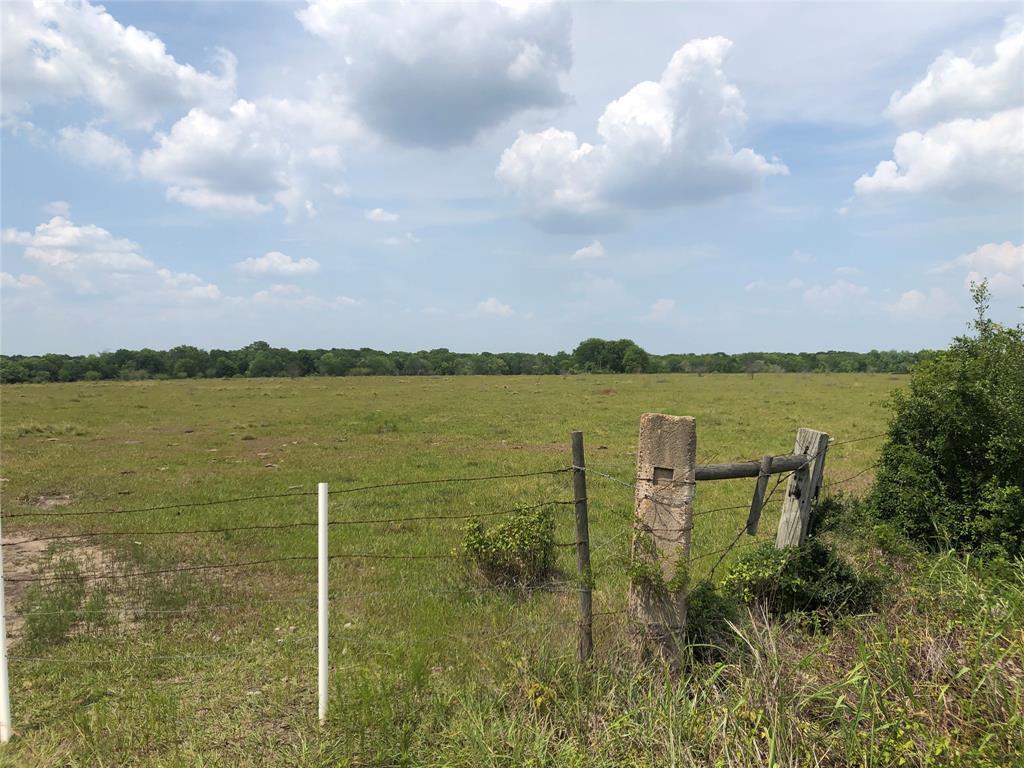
(0, 338, 933, 383)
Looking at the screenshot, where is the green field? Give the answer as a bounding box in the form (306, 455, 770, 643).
(1, 374, 1020, 767)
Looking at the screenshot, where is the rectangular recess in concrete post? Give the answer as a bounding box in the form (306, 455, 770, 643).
(775, 428, 830, 548)
(627, 412, 696, 666)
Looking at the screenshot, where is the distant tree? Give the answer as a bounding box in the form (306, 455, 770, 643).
(622, 345, 650, 373)
(247, 351, 283, 378)
(0, 360, 29, 383)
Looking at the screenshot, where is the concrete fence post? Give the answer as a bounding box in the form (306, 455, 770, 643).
(627, 413, 696, 669)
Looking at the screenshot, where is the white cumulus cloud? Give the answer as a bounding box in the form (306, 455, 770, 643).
(884, 287, 953, 318)
(366, 208, 399, 223)
(855, 108, 1024, 197)
(2, 211, 218, 300)
(475, 297, 515, 317)
(1, 0, 235, 128)
(497, 36, 787, 230)
(857, 18, 1024, 199)
(887, 17, 1023, 127)
(56, 125, 134, 175)
(139, 96, 358, 219)
(297, 0, 571, 147)
(236, 251, 321, 276)
(647, 298, 676, 322)
(935, 241, 1023, 295)
(571, 240, 607, 261)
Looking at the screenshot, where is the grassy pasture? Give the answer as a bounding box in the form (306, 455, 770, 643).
(2, 373, 1016, 766)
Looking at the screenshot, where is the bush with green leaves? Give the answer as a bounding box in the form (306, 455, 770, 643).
(869, 282, 1024, 559)
(462, 508, 556, 586)
(721, 540, 881, 617)
(684, 581, 739, 656)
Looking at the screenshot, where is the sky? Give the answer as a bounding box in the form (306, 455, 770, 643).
(1, 0, 1022, 356)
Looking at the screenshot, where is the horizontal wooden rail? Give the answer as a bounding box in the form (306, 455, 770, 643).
(695, 453, 808, 482)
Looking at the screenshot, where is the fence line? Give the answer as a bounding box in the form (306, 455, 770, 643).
(1, 426, 886, 743)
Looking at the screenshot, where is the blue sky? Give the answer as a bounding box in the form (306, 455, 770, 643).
(1, 1, 1021, 356)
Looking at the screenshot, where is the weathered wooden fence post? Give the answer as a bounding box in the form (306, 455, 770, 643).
(775, 429, 830, 548)
(571, 431, 593, 663)
(627, 413, 696, 668)
(746, 455, 773, 535)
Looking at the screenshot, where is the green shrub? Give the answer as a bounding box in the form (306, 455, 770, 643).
(721, 540, 881, 617)
(869, 282, 1024, 559)
(462, 508, 556, 586)
(684, 581, 738, 655)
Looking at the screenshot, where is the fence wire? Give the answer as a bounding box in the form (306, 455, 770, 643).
(1, 427, 886, 728)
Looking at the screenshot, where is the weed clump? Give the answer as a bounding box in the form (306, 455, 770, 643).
(722, 540, 881, 618)
(23, 558, 86, 647)
(462, 508, 555, 587)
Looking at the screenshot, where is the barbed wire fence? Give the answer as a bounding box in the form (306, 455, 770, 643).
(0, 428, 886, 741)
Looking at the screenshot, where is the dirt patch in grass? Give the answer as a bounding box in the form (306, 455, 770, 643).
(2, 533, 109, 643)
(22, 493, 73, 509)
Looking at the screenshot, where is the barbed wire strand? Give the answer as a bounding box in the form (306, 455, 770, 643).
(2, 467, 571, 521)
(3, 499, 575, 547)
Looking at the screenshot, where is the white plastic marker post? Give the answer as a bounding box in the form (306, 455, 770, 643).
(0, 514, 11, 743)
(317, 482, 328, 725)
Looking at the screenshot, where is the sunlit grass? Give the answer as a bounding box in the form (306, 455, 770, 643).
(3, 374, 1017, 766)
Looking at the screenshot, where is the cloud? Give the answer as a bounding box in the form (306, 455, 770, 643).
(646, 297, 676, 322)
(835, 266, 861, 276)
(139, 96, 358, 219)
(857, 19, 1023, 199)
(379, 232, 419, 247)
(475, 297, 515, 317)
(887, 17, 1023, 127)
(166, 186, 272, 216)
(240, 283, 358, 309)
(251, 283, 304, 303)
(236, 251, 320, 276)
(854, 108, 1024, 197)
(883, 287, 953, 318)
(366, 208, 399, 223)
(571, 240, 607, 261)
(497, 36, 787, 230)
(1, 0, 235, 129)
(297, 1, 571, 147)
(802, 279, 869, 311)
(56, 125, 134, 175)
(155, 268, 221, 300)
(2, 212, 218, 299)
(935, 241, 1023, 295)
(1, 272, 45, 290)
